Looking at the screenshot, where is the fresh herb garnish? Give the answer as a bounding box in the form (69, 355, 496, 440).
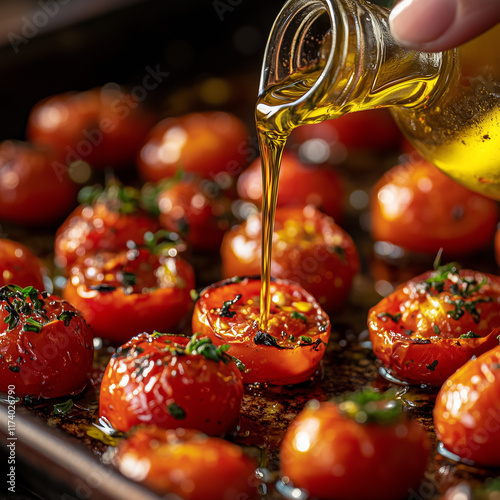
(254, 331, 285, 349)
(167, 402, 186, 420)
(144, 229, 182, 255)
(426, 360, 439, 371)
(23, 318, 42, 333)
(219, 294, 242, 318)
(121, 271, 137, 287)
(53, 399, 74, 416)
(459, 331, 481, 339)
(57, 311, 77, 327)
(185, 334, 245, 371)
(291, 311, 307, 322)
(300, 335, 313, 343)
(377, 312, 401, 323)
(337, 388, 402, 425)
(445, 296, 493, 323)
(433, 325, 440, 335)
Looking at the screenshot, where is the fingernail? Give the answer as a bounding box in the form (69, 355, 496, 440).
(389, 0, 457, 46)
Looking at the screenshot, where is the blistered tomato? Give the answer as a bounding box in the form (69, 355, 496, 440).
(0, 285, 94, 398)
(0, 141, 77, 225)
(0, 239, 45, 290)
(115, 426, 259, 500)
(156, 177, 233, 251)
(280, 389, 430, 500)
(237, 152, 344, 221)
(221, 206, 359, 313)
(63, 246, 194, 345)
(368, 263, 500, 386)
(434, 343, 500, 467)
(55, 181, 160, 270)
(99, 333, 244, 435)
(192, 277, 330, 385)
(138, 111, 250, 181)
(371, 160, 498, 256)
(27, 84, 155, 169)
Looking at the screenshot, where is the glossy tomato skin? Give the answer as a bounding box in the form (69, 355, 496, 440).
(371, 160, 498, 256)
(280, 398, 430, 500)
(157, 177, 233, 251)
(0, 285, 94, 398)
(138, 111, 250, 181)
(192, 277, 331, 385)
(99, 334, 244, 435)
(0, 141, 77, 225)
(290, 109, 402, 152)
(63, 248, 195, 345)
(434, 343, 500, 467)
(237, 152, 344, 221)
(0, 239, 45, 290)
(115, 426, 259, 500)
(368, 267, 500, 386)
(27, 85, 155, 169)
(221, 206, 360, 313)
(54, 188, 160, 270)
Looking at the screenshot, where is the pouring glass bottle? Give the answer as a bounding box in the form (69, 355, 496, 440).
(256, 0, 500, 199)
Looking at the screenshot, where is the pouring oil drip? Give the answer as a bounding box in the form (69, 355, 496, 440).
(257, 0, 500, 330)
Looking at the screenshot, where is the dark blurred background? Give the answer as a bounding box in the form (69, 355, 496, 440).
(0, 0, 287, 140)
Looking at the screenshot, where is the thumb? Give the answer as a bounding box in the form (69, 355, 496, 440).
(389, 0, 500, 52)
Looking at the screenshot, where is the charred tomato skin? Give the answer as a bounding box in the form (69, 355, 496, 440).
(0, 239, 45, 290)
(371, 160, 498, 256)
(0, 141, 77, 225)
(55, 196, 160, 270)
(368, 268, 500, 386)
(99, 334, 244, 435)
(63, 248, 195, 345)
(138, 111, 250, 181)
(220, 206, 360, 313)
(280, 398, 430, 500)
(192, 277, 331, 385)
(115, 426, 259, 500)
(434, 343, 500, 467)
(0, 285, 94, 398)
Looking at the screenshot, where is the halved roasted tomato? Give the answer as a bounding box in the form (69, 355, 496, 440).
(63, 244, 194, 345)
(221, 206, 360, 313)
(434, 343, 500, 467)
(115, 426, 259, 500)
(192, 277, 330, 385)
(368, 263, 500, 386)
(99, 333, 244, 436)
(0, 285, 94, 398)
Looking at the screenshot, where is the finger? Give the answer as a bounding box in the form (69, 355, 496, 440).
(389, 0, 500, 52)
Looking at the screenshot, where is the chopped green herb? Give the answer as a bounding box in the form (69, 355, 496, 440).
(459, 331, 481, 339)
(300, 335, 313, 343)
(426, 360, 439, 371)
(432, 325, 440, 335)
(57, 310, 77, 327)
(121, 271, 137, 287)
(254, 331, 285, 349)
(190, 289, 200, 302)
(23, 318, 42, 333)
(167, 402, 186, 420)
(330, 245, 346, 262)
(377, 312, 401, 323)
(219, 294, 242, 318)
(291, 310, 307, 322)
(53, 399, 74, 416)
(9, 365, 20, 373)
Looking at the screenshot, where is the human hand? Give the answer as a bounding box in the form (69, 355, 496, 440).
(389, 0, 500, 52)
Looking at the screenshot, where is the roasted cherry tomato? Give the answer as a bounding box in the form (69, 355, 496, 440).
(368, 263, 500, 386)
(0, 239, 45, 290)
(290, 109, 402, 153)
(138, 111, 250, 181)
(434, 343, 500, 467)
(192, 277, 331, 385)
(236, 152, 344, 221)
(221, 206, 360, 313)
(27, 84, 155, 169)
(280, 389, 430, 500)
(99, 333, 244, 435)
(63, 244, 195, 345)
(0, 285, 93, 398)
(0, 141, 77, 225)
(55, 181, 160, 270)
(115, 426, 259, 500)
(371, 160, 498, 256)
(155, 176, 234, 251)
